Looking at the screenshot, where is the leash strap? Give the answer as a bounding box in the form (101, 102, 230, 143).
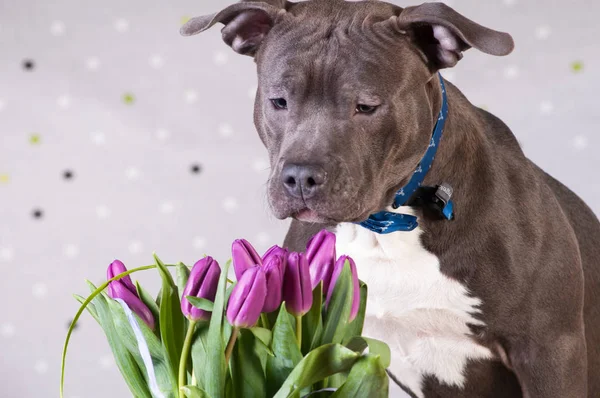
(359, 74, 453, 235)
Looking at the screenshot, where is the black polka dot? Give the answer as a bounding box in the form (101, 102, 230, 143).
(190, 164, 202, 174)
(32, 208, 43, 219)
(67, 318, 79, 331)
(23, 59, 35, 71)
(63, 170, 74, 180)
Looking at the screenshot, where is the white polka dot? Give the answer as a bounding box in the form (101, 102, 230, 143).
(503, 65, 520, 79)
(193, 236, 206, 250)
(91, 131, 106, 145)
(156, 128, 170, 141)
(96, 205, 111, 219)
(535, 25, 551, 40)
(114, 18, 130, 33)
(503, 0, 517, 6)
(86, 57, 100, 70)
(222, 197, 239, 213)
(125, 167, 140, 180)
(160, 201, 175, 214)
(34, 360, 49, 374)
(218, 123, 234, 137)
(50, 20, 66, 36)
(573, 135, 588, 151)
(128, 240, 144, 254)
(64, 244, 79, 259)
(32, 282, 48, 298)
(99, 354, 115, 369)
(149, 54, 165, 69)
(0, 247, 14, 262)
(247, 86, 257, 100)
(213, 51, 229, 66)
(1, 322, 15, 337)
(539, 101, 554, 114)
(252, 158, 270, 172)
(256, 232, 270, 246)
(0, 98, 5, 111)
(185, 90, 198, 104)
(57, 95, 71, 109)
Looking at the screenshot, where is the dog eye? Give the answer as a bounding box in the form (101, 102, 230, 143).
(356, 104, 378, 114)
(270, 98, 288, 110)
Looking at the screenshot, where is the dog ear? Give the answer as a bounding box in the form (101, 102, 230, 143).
(180, 1, 286, 56)
(395, 2, 514, 69)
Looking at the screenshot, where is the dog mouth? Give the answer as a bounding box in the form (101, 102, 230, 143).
(293, 208, 332, 223)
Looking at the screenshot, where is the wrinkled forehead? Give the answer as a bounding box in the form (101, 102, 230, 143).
(256, 1, 424, 93)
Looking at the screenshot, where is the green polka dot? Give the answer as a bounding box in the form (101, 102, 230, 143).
(29, 134, 41, 145)
(181, 16, 191, 25)
(0, 174, 9, 184)
(571, 61, 584, 73)
(123, 93, 135, 105)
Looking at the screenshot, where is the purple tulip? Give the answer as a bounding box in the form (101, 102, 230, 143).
(283, 252, 313, 316)
(306, 230, 336, 293)
(180, 256, 221, 321)
(232, 239, 262, 281)
(106, 260, 155, 330)
(227, 267, 267, 328)
(262, 245, 288, 264)
(326, 255, 361, 322)
(262, 255, 284, 313)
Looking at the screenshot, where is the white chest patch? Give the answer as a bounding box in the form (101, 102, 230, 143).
(335, 208, 493, 398)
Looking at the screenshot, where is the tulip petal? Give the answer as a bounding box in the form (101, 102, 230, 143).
(226, 267, 267, 328)
(108, 280, 155, 330)
(107, 260, 137, 296)
(181, 257, 221, 321)
(283, 252, 313, 316)
(326, 255, 361, 322)
(262, 255, 284, 313)
(232, 239, 262, 281)
(306, 230, 336, 292)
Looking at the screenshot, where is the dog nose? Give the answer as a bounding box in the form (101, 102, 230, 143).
(281, 163, 327, 199)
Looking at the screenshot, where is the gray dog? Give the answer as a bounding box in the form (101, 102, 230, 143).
(181, 1, 600, 397)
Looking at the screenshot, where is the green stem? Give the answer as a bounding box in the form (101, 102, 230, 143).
(295, 315, 302, 349)
(60, 263, 178, 398)
(178, 320, 197, 397)
(260, 313, 270, 329)
(224, 328, 240, 364)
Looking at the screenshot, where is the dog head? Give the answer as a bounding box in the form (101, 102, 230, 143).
(182, 0, 513, 223)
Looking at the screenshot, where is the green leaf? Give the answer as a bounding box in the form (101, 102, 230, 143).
(321, 262, 353, 346)
(177, 263, 191, 299)
(342, 282, 368, 344)
(186, 296, 215, 312)
(345, 336, 391, 368)
(230, 329, 266, 398)
(302, 283, 323, 355)
(266, 305, 303, 397)
(73, 294, 100, 324)
(272, 344, 360, 398)
(191, 322, 211, 391)
(203, 259, 231, 398)
(249, 327, 272, 349)
(105, 294, 177, 397)
(330, 354, 388, 398)
(303, 389, 336, 398)
(136, 281, 161, 334)
(86, 282, 152, 398)
(154, 253, 186, 388)
(180, 385, 211, 398)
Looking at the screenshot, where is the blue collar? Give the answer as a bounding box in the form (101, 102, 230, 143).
(359, 74, 452, 234)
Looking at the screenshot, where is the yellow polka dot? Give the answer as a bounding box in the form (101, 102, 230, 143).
(123, 93, 135, 105)
(181, 16, 191, 25)
(0, 174, 9, 184)
(29, 134, 41, 145)
(571, 61, 584, 73)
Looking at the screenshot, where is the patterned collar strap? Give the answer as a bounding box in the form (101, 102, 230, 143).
(358, 74, 451, 235)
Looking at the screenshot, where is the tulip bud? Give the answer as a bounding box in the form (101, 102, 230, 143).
(262, 255, 284, 313)
(232, 239, 262, 281)
(306, 230, 336, 293)
(226, 267, 267, 328)
(326, 255, 361, 322)
(282, 252, 313, 316)
(262, 244, 288, 264)
(180, 256, 221, 321)
(106, 260, 155, 330)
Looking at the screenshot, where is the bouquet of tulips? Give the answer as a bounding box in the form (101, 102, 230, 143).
(60, 230, 391, 398)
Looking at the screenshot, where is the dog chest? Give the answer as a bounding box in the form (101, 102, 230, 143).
(335, 213, 493, 398)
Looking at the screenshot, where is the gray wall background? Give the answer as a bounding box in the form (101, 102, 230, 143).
(0, 0, 598, 397)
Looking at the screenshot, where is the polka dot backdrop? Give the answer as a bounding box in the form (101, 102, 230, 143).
(0, 0, 597, 397)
